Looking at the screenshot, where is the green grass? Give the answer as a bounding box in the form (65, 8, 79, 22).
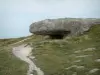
(0, 35, 45, 75)
(0, 25, 100, 75)
(0, 36, 31, 75)
(31, 25, 100, 75)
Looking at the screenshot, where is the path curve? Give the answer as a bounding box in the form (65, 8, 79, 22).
(12, 44, 44, 75)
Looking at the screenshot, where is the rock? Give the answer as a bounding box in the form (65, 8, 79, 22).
(29, 18, 100, 39)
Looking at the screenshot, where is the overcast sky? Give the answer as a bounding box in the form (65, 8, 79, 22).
(0, 0, 100, 38)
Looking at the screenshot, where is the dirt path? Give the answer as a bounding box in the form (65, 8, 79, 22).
(12, 44, 44, 75)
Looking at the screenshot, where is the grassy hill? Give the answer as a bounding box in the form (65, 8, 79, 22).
(0, 25, 100, 75)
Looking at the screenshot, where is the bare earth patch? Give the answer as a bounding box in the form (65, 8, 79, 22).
(12, 44, 44, 75)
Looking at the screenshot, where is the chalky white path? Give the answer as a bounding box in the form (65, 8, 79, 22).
(12, 44, 44, 75)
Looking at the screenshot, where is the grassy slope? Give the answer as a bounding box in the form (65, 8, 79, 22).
(0, 25, 100, 75)
(0, 35, 44, 75)
(0, 37, 29, 75)
(31, 25, 100, 75)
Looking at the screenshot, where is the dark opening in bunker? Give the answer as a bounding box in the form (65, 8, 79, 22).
(50, 34, 64, 39)
(49, 31, 71, 39)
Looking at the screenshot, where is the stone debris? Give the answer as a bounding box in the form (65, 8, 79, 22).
(74, 60, 81, 63)
(89, 68, 99, 74)
(76, 55, 92, 58)
(65, 65, 85, 70)
(74, 50, 81, 53)
(83, 48, 96, 52)
(95, 59, 100, 62)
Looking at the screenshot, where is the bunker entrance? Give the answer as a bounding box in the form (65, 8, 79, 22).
(50, 34, 64, 39)
(49, 31, 71, 39)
